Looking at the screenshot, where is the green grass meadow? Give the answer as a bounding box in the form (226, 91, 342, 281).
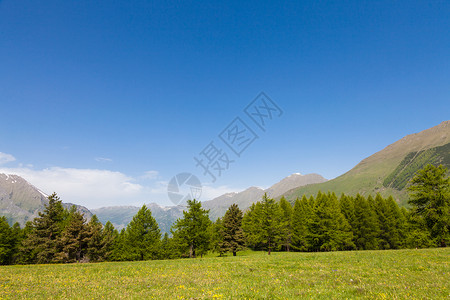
(1, 248, 449, 299)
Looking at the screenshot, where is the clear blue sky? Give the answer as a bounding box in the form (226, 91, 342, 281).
(0, 0, 449, 208)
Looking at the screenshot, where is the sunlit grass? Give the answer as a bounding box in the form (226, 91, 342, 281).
(0, 248, 448, 299)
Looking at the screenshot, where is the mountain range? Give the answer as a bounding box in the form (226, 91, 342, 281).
(1, 120, 449, 232)
(0, 173, 92, 225)
(283, 120, 450, 205)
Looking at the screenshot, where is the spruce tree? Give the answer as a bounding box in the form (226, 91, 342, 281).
(21, 193, 67, 264)
(171, 199, 211, 258)
(126, 204, 161, 260)
(56, 207, 88, 263)
(221, 204, 245, 256)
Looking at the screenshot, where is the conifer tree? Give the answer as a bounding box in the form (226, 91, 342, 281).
(259, 193, 283, 255)
(21, 193, 67, 264)
(308, 193, 354, 251)
(279, 197, 293, 252)
(242, 202, 264, 250)
(171, 199, 211, 258)
(126, 204, 161, 260)
(55, 207, 88, 263)
(85, 215, 105, 262)
(352, 194, 380, 250)
(408, 164, 449, 247)
(221, 204, 245, 256)
(0, 217, 14, 265)
(291, 196, 311, 251)
(209, 218, 225, 256)
(102, 221, 118, 261)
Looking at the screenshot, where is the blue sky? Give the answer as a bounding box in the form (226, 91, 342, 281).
(0, 0, 449, 208)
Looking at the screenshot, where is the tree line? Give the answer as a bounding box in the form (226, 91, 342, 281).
(0, 164, 448, 265)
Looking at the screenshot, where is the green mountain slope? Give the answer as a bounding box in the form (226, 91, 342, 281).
(283, 121, 450, 205)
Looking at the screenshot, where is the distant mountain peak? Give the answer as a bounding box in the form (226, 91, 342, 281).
(0, 173, 92, 225)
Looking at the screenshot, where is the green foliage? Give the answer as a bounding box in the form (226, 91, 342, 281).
(307, 193, 354, 251)
(55, 208, 89, 263)
(290, 196, 311, 251)
(125, 205, 161, 260)
(278, 197, 293, 252)
(171, 199, 211, 258)
(86, 215, 106, 262)
(220, 204, 245, 256)
(243, 193, 283, 255)
(20, 193, 67, 264)
(408, 164, 450, 247)
(0, 216, 15, 265)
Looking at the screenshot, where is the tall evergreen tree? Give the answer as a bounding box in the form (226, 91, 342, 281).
(0, 217, 14, 265)
(221, 204, 245, 256)
(408, 164, 449, 247)
(242, 202, 264, 250)
(21, 193, 67, 264)
(126, 204, 161, 260)
(55, 207, 88, 263)
(247, 193, 283, 255)
(291, 196, 311, 251)
(352, 194, 380, 250)
(307, 193, 354, 251)
(210, 218, 225, 256)
(171, 199, 211, 258)
(102, 221, 118, 261)
(279, 197, 293, 252)
(85, 215, 105, 262)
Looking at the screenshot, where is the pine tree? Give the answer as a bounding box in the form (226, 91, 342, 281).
(279, 197, 293, 252)
(408, 164, 449, 247)
(85, 215, 105, 262)
(126, 205, 161, 260)
(221, 204, 245, 256)
(55, 207, 88, 263)
(171, 199, 211, 258)
(102, 221, 118, 261)
(290, 196, 311, 251)
(0, 217, 14, 265)
(21, 193, 67, 264)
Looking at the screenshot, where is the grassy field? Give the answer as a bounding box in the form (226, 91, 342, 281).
(0, 248, 449, 299)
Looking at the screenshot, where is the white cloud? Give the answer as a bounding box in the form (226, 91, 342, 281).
(141, 170, 159, 180)
(95, 157, 112, 162)
(0, 152, 16, 165)
(0, 166, 145, 208)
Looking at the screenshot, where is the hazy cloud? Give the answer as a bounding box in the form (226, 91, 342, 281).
(0, 166, 144, 208)
(141, 170, 159, 180)
(95, 157, 113, 162)
(0, 152, 16, 165)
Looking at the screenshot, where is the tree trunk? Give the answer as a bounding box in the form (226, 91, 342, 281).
(189, 244, 193, 258)
(233, 251, 236, 256)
